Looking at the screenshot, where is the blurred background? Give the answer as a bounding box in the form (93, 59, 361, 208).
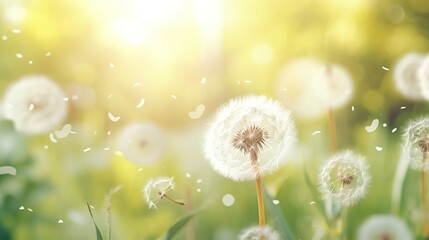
(1, 0, 429, 239)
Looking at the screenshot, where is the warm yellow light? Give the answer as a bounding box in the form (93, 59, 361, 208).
(109, 16, 148, 46)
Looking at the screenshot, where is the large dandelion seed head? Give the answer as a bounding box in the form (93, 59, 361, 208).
(403, 117, 429, 171)
(319, 150, 370, 207)
(393, 52, 426, 100)
(117, 122, 165, 165)
(142, 176, 175, 209)
(204, 95, 296, 181)
(2, 75, 68, 134)
(312, 64, 354, 109)
(276, 58, 328, 119)
(238, 225, 280, 240)
(357, 215, 412, 240)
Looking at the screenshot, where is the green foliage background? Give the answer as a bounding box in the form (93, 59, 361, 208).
(1, 0, 429, 239)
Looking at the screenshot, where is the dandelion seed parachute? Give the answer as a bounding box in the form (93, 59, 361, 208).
(142, 176, 175, 209)
(117, 122, 165, 164)
(238, 225, 280, 240)
(2, 75, 68, 134)
(357, 215, 412, 240)
(204, 95, 296, 181)
(319, 150, 370, 206)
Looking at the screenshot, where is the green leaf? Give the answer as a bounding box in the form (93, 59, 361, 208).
(164, 213, 196, 240)
(303, 163, 330, 224)
(263, 186, 295, 240)
(87, 202, 104, 240)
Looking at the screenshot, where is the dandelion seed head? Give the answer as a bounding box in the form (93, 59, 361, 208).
(312, 64, 354, 109)
(357, 215, 412, 240)
(276, 58, 328, 119)
(393, 52, 425, 100)
(204, 95, 296, 181)
(2, 75, 68, 134)
(238, 225, 280, 240)
(319, 150, 370, 206)
(418, 54, 429, 101)
(142, 176, 175, 209)
(403, 117, 429, 171)
(117, 122, 165, 164)
(232, 125, 268, 156)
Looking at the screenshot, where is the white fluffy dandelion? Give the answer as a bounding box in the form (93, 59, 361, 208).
(204, 95, 296, 181)
(357, 215, 412, 240)
(403, 117, 429, 171)
(2, 75, 68, 134)
(319, 150, 370, 206)
(117, 122, 165, 164)
(238, 225, 280, 240)
(142, 176, 184, 209)
(393, 52, 426, 100)
(276, 58, 328, 119)
(312, 64, 354, 109)
(418, 54, 429, 101)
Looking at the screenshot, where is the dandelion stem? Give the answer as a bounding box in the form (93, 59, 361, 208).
(185, 187, 195, 240)
(251, 150, 265, 240)
(162, 194, 186, 206)
(340, 207, 348, 240)
(328, 109, 338, 152)
(423, 153, 428, 238)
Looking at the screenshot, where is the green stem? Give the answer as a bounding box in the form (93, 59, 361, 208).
(423, 153, 428, 238)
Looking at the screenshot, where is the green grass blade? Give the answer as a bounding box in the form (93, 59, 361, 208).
(164, 213, 196, 240)
(87, 202, 104, 240)
(263, 186, 295, 240)
(303, 163, 330, 223)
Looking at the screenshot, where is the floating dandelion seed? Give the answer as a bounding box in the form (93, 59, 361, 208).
(393, 52, 426, 100)
(319, 150, 370, 206)
(204, 95, 296, 181)
(2, 75, 68, 135)
(188, 104, 205, 119)
(365, 119, 379, 133)
(312, 64, 354, 110)
(403, 117, 429, 171)
(0, 166, 17, 176)
(117, 122, 165, 164)
(142, 177, 184, 209)
(357, 215, 412, 240)
(238, 225, 280, 240)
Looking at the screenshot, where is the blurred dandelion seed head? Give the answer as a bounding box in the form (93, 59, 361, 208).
(403, 117, 429, 171)
(2, 75, 68, 134)
(276, 58, 328, 119)
(142, 176, 175, 210)
(319, 150, 370, 206)
(117, 122, 165, 164)
(238, 225, 280, 240)
(312, 64, 354, 109)
(418, 54, 429, 100)
(393, 52, 426, 100)
(204, 95, 296, 181)
(357, 215, 412, 240)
